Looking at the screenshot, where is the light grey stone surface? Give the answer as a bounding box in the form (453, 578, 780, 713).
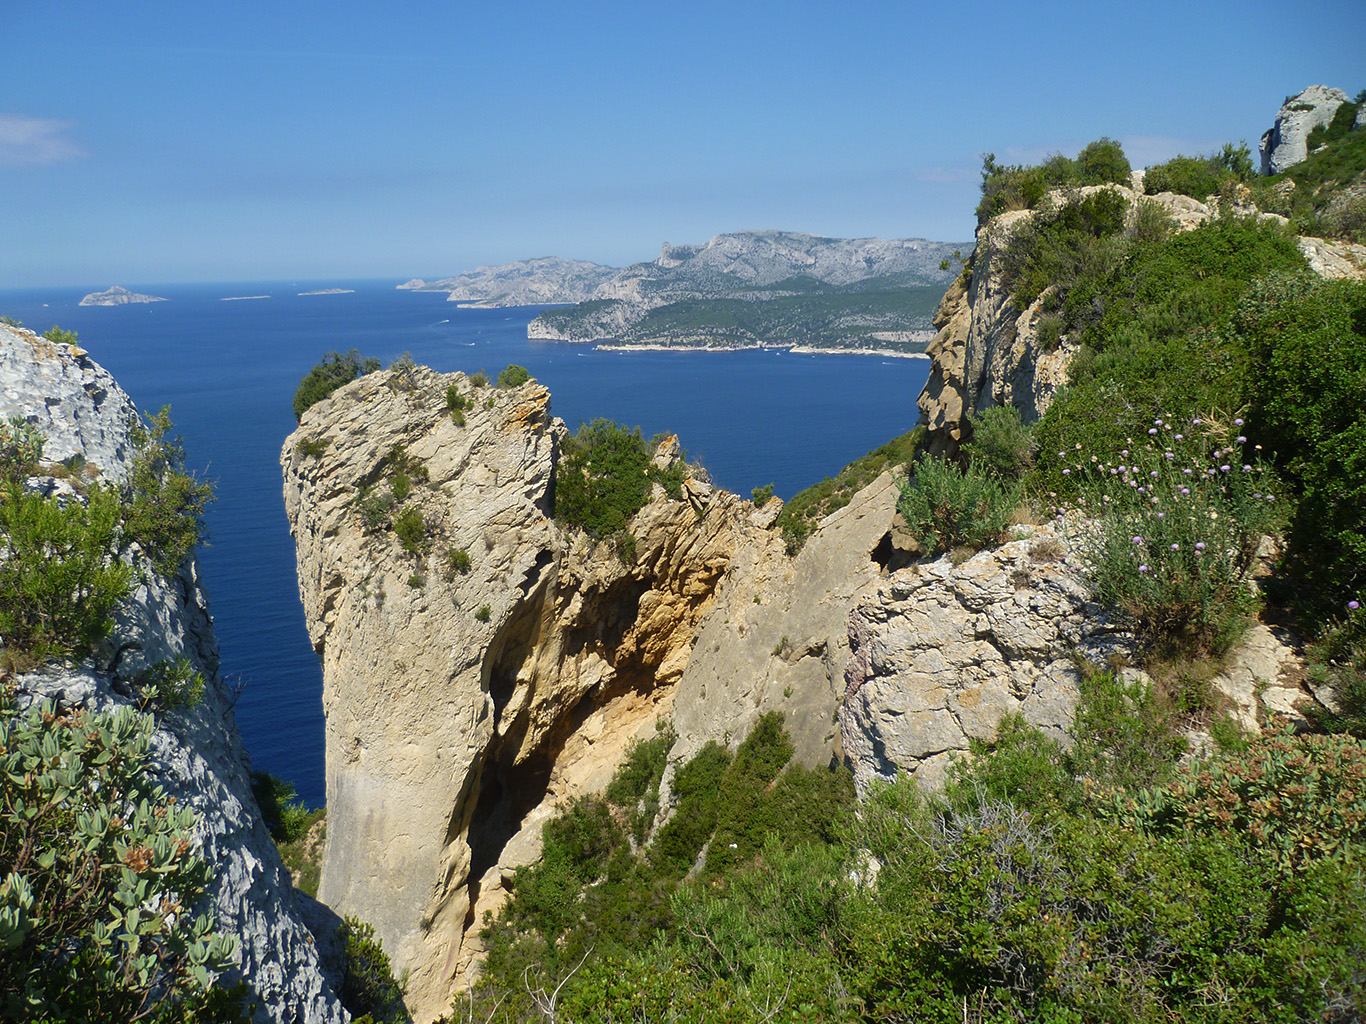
(1259, 85, 1350, 175)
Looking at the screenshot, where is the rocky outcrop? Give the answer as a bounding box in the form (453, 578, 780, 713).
(837, 524, 1321, 791)
(283, 365, 797, 1019)
(1259, 85, 1350, 176)
(839, 524, 1126, 790)
(397, 257, 618, 307)
(0, 324, 345, 1024)
(916, 182, 1363, 458)
(79, 284, 167, 305)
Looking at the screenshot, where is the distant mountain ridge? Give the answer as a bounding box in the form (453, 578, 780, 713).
(529, 230, 970, 353)
(397, 256, 617, 307)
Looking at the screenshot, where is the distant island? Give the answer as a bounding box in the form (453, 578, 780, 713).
(221, 295, 271, 301)
(79, 285, 167, 306)
(398, 256, 616, 307)
(298, 288, 355, 295)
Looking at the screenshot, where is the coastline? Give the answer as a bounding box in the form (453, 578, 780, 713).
(590, 341, 930, 358)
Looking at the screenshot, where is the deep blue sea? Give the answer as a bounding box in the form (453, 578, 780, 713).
(0, 280, 930, 806)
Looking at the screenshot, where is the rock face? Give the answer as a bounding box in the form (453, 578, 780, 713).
(839, 525, 1132, 791)
(0, 324, 345, 1024)
(396, 257, 618, 306)
(78, 284, 168, 305)
(283, 366, 793, 1019)
(1259, 85, 1350, 176)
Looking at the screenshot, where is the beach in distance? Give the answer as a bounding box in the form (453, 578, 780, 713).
(0, 280, 930, 806)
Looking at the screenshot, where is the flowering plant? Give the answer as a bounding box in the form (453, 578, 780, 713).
(1058, 412, 1283, 654)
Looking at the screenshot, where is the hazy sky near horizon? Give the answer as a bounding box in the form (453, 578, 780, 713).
(3, 1, 1363, 287)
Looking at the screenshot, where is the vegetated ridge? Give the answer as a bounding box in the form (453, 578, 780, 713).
(397, 256, 618, 307)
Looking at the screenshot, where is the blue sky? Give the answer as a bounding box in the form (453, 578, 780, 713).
(3, 0, 1363, 287)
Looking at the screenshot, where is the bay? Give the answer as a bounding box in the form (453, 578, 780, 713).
(0, 280, 930, 806)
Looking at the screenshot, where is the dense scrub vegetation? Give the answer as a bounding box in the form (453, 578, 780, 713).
(448, 692, 1365, 1023)
(976, 137, 1131, 224)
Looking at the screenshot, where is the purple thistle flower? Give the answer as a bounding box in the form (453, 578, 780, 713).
(1235, 418, 1244, 426)
(1132, 536, 1143, 545)
(1181, 487, 1190, 495)
(1237, 436, 1247, 443)
(1157, 512, 1165, 519)
(1148, 428, 1158, 435)
(1138, 564, 1149, 573)
(1220, 465, 1230, 473)
(1175, 434, 1183, 441)
(1350, 601, 1361, 611)
(1062, 469, 1070, 475)
(1150, 470, 1158, 477)
(1171, 543, 1179, 551)
(1243, 465, 1252, 472)
(1192, 418, 1201, 425)
(1183, 468, 1193, 475)
(1195, 542, 1206, 550)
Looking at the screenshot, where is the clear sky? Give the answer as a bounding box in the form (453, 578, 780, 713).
(3, 0, 1362, 287)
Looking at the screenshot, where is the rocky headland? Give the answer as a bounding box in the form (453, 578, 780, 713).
(398, 256, 618, 307)
(79, 284, 167, 306)
(525, 230, 968, 353)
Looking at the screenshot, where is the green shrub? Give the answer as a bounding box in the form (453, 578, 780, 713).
(0, 416, 44, 483)
(446, 548, 471, 577)
(250, 770, 316, 845)
(0, 695, 244, 1021)
(1075, 136, 1132, 185)
(475, 604, 491, 622)
(943, 712, 1080, 814)
(1235, 273, 1366, 621)
(390, 471, 411, 502)
(0, 481, 133, 669)
(605, 722, 676, 843)
(1115, 719, 1366, 876)
(295, 435, 330, 458)
(963, 405, 1035, 483)
(41, 325, 78, 346)
(999, 187, 1129, 313)
(613, 529, 637, 565)
(445, 384, 467, 414)
(133, 654, 206, 713)
(554, 419, 655, 538)
(1302, 604, 1366, 737)
(293, 349, 380, 421)
(354, 488, 394, 533)
(751, 483, 774, 506)
(652, 741, 733, 875)
(392, 506, 426, 555)
(496, 364, 530, 388)
(1143, 143, 1253, 200)
(1069, 412, 1280, 654)
(897, 456, 1021, 555)
(468, 371, 488, 388)
(122, 407, 215, 578)
(1068, 664, 1186, 792)
(339, 917, 410, 1023)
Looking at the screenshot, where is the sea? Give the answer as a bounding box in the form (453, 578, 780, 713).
(0, 280, 931, 807)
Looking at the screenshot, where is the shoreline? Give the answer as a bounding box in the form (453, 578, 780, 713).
(589, 341, 930, 359)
